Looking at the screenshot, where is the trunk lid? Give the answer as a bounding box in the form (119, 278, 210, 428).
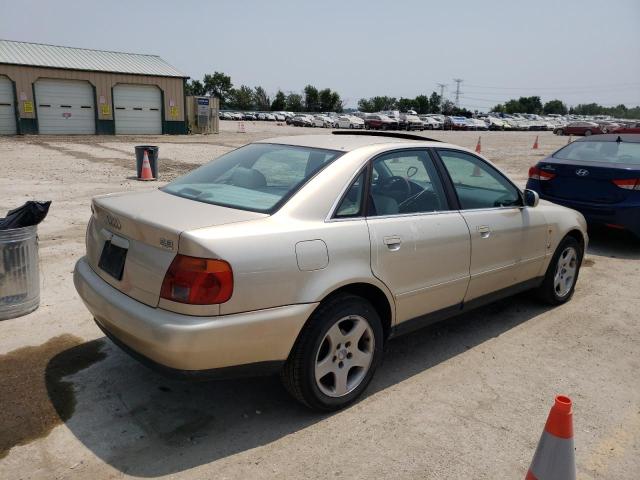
(537, 159, 637, 204)
(86, 189, 266, 307)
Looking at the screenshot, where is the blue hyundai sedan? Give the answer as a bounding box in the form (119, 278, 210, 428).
(526, 134, 640, 237)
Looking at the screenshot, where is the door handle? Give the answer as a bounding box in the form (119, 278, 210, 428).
(477, 225, 491, 238)
(383, 235, 402, 251)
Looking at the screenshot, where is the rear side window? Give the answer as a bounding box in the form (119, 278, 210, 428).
(335, 172, 365, 218)
(163, 143, 342, 213)
(553, 140, 640, 164)
(438, 150, 521, 209)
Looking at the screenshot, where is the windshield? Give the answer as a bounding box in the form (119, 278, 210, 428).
(553, 140, 640, 165)
(162, 143, 343, 213)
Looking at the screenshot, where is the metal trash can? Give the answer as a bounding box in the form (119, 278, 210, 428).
(0, 225, 40, 320)
(135, 145, 159, 179)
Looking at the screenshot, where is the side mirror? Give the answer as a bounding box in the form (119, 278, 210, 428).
(524, 189, 539, 207)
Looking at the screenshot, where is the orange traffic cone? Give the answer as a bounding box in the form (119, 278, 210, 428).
(532, 135, 539, 150)
(525, 395, 576, 480)
(139, 150, 155, 181)
(475, 136, 482, 153)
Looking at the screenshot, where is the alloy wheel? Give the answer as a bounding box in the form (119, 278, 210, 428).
(314, 315, 374, 397)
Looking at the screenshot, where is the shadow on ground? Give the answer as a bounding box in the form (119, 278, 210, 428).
(38, 292, 553, 477)
(586, 226, 640, 260)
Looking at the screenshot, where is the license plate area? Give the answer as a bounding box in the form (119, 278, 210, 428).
(98, 236, 128, 281)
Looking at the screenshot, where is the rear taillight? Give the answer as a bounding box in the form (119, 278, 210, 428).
(612, 178, 640, 190)
(528, 166, 556, 181)
(160, 254, 233, 304)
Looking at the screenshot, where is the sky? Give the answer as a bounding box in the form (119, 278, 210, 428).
(1, 0, 639, 110)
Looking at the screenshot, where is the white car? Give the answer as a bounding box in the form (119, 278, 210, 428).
(336, 115, 365, 129)
(74, 131, 587, 410)
(274, 113, 286, 122)
(313, 115, 334, 128)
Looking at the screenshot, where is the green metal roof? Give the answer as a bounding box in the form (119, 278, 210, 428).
(0, 39, 187, 78)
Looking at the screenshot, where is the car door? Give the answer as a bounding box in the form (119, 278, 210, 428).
(435, 149, 548, 302)
(361, 149, 471, 325)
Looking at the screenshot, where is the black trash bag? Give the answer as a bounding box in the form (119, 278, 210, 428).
(0, 201, 52, 230)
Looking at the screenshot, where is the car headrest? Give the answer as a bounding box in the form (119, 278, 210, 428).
(231, 167, 267, 189)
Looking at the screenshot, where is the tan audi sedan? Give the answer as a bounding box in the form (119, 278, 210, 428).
(74, 132, 587, 410)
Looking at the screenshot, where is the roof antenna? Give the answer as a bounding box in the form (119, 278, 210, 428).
(616, 135, 622, 143)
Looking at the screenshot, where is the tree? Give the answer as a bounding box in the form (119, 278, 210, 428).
(518, 96, 543, 114)
(543, 99, 568, 115)
(185, 80, 206, 96)
(397, 97, 414, 112)
(330, 91, 343, 112)
(318, 88, 333, 112)
(414, 95, 430, 114)
(253, 86, 270, 111)
(304, 85, 320, 111)
(229, 85, 254, 110)
(285, 92, 303, 112)
(203, 72, 233, 107)
(429, 92, 442, 113)
(271, 90, 286, 111)
(491, 103, 506, 113)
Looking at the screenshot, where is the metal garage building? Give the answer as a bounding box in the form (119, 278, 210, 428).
(0, 40, 188, 135)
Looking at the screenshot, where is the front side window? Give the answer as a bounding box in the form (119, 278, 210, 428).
(163, 143, 342, 213)
(438, 150, 521, 209)
(367, 150, 448, 216)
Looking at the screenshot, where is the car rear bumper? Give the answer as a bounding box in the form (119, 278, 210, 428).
(537, 194, 640, 235)
(74, 257, 317, 374)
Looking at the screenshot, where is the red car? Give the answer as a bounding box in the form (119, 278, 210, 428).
(364, 114, 399, 130)
(554, 121, 604, 136)
(612, 122, 640, 134)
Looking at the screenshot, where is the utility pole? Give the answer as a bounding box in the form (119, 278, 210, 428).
(453, 78, 463, 108)
(436, 83, 446, 113)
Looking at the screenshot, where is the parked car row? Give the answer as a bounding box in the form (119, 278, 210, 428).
(219, 109, 638, 137)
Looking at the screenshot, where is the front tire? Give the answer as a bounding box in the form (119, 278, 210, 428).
(536, 236, 583, 305)
(281, 294, 383, 411)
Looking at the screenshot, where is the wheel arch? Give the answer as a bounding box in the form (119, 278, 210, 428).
(304, 281, 395, 343)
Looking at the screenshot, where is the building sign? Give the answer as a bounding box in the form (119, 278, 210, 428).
(101, 104, 111, 116)
(62, 112, 72, 118)
(19, 92, 27, 101)
(169, 106, 179, 118)
(23, 101, 33, 113)
(169, 99, 175, 107)
(99, 95, 106, 104)
(197, 97, 209, 116)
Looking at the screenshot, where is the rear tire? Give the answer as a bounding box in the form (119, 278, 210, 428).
(536, 236, 583, 305)
(556, 129, 564, 136)
(584, 130, 592, 136)
(281, 294, 383, 411)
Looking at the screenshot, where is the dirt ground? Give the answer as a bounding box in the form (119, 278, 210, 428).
(0, 123, 638, 479)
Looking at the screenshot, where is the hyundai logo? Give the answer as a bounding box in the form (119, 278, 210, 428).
(106, 214, 122, 230)
(576, 169, 590, 177)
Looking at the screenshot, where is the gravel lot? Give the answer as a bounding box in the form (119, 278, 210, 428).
(0, 124, 638, 479)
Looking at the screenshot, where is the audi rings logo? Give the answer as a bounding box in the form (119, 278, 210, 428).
(106, 214, 122, 230)
(576, 169, 590, 177)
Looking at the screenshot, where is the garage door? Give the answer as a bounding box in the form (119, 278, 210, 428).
(34, 79, 95, 134)
(113, 84, 162, 134)
(0, 76, 17, 135)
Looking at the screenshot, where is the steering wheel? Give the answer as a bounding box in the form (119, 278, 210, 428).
(378, 176, 412, 200)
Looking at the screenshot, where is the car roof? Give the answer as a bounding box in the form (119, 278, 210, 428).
(574, 133, 640, 143)
(255, 134, 443, 152)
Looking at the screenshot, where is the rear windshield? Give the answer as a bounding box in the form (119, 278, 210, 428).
(553, 140, 640, 165)
(162, 143, 342, 213)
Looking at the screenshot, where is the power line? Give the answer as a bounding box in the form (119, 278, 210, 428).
(465, 82, 640, 91)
